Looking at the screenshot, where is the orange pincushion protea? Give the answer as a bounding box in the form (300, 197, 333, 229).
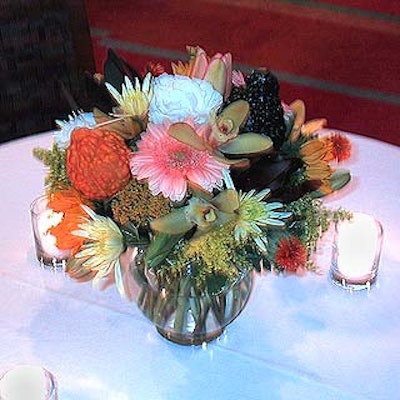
(48, 188, 93, 253)
(322, 133, 352, 163)
(275, 236, 307, 273)
(67, 127, 132, 200)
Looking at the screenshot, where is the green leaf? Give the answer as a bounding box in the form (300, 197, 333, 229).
(311, 168, 351, 198)
(205, 274, 230, 295)
(145, 232, 183, 269)
(104, 48, 140, 92)
(330, 168, 351, 192)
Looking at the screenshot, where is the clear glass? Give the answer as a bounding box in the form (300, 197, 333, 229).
(30, 195, 69, 270)
(0, 365, 57, 400)
(330, 212, 383, 291)
(125, 246, 254, 345)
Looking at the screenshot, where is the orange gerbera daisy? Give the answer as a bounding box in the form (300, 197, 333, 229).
(323, 132, 352, 162)
(48, 188, 93, 253)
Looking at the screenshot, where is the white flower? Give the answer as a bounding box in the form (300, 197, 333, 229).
(149, 74, 223, 125)
(54, 111, 95, 149)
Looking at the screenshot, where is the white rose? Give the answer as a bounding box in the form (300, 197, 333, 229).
(149, 74, 223, 125)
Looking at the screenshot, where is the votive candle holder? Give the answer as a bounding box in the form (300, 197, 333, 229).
(30, 195, 69, 270)
(330, 212, 383, 291)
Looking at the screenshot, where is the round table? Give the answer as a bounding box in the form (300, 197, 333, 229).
(0, 131, 399, 400)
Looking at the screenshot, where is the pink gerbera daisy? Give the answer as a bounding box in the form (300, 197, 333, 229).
(130, 122, 226, 202)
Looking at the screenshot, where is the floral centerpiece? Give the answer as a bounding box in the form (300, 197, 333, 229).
(34, 46, 352, 344)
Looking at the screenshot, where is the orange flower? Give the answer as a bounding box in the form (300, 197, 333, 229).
(48, 189, 93, 253)
(299, 138, 333, 193)
(172, 45, 232, 99)
(67, 127, 132, 200)
(275, 236, 307, 273)
(142, 61, 165, 77)
(171, 60, 192, 76)
(323, 133, 352, 162)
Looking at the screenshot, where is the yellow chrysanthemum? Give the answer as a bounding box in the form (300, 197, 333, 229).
(234, 189, 291, 252)
(70, 206, 125, 290)
(106, 74, 153, 118)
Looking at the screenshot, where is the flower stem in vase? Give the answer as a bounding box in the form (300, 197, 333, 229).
(153, 289, 176, 326)
(210, 295, 226, 325)
(193, 296, 211, 336)
(173, 276, 193, 334)
(231, 286, 244, 318)
(131, 266, 148, 308)
(188, 287, 201, 322)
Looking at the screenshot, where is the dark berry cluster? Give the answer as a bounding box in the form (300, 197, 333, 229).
(226, 70, 287, 149)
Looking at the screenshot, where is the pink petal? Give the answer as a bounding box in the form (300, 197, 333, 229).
(222, 53, 232, 98)
(190, 46, 209, 79)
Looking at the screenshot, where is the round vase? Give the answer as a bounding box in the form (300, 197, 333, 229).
(125, 246, 254, 346)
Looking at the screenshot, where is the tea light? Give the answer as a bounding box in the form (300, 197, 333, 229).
(30, 195, 70, 269)
(36, 208, 65, 258)
(0, 365, 57, 400)
(330, 212, 383, 290)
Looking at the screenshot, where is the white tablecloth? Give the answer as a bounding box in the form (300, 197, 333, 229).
(0, 132, 399, 400)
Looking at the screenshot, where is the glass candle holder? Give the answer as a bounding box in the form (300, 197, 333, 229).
(0, 365, 57, 400)
(330, 212, 383, 290)
(30, 195, 69, 270)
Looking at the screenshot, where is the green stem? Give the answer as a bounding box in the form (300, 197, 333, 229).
(210, 295, 226, 325)
(193, 295, 211, 335)
(173, 276, 192, 334)
(188, 286, 201, 322)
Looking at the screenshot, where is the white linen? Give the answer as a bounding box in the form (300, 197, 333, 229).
(0, 132, 399, 400)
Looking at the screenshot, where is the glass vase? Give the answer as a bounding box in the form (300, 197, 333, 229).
(125, 246, 254, 346)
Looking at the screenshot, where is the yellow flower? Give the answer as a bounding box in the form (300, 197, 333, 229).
(69, 206, 125, 291)
(300, 139, 333, 192)
(234, 189, 291, 252)
(106, 74, 153, 118)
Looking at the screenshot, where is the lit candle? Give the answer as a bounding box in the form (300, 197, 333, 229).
(331, 212, 383, 289)
(0, 365, 57, 400)
(36, 208, 66, 258)
(31, 195, 70, 268)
